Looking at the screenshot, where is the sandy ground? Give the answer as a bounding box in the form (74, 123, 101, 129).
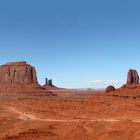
(1, 90, 140, 140)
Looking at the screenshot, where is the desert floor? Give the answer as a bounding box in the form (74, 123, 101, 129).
(0, 90, 140, 140)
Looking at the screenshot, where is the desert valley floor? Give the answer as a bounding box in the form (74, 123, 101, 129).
(1, 89, 140, 140)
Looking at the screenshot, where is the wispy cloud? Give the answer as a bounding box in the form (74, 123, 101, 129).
(86, 80, 125, 88)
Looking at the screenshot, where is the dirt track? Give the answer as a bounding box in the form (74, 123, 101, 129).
(7, 106, 140, 123)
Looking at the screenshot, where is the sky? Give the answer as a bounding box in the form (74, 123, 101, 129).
(0, 0, 140, 88)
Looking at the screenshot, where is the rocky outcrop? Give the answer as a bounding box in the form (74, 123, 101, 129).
(106, 85, 115, 93)
(0, 61, 38, 85)
(127, 69, 139, 85)
(44, 78, 58, 90)
(45, 78, 53, 86)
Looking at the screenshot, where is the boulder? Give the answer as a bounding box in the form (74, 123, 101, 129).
(127, 69, 139, 85)
(106, 85, 115, 93)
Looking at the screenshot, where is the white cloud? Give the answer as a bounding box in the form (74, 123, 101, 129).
(86, 80, 125, 88)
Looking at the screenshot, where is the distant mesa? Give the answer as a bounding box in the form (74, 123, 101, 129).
(44, 78, 58, 90)
(127, 69, 139, 85)
(105, 85, 115, 93)
(45, 78, 53, 86)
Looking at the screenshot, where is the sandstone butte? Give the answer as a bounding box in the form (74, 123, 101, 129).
(0, 61, 47, 93)
(44, 78, 58, 90)
(127, 69, 139, 85)
(106, 69, 140, 96)
(0, 61, 38, 85)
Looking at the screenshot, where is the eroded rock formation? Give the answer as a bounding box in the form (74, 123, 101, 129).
(44, 78, 58, 90)
(106, 85, 115, 93)
(45, 78, 53, 86)
(127, 69, 139, 85)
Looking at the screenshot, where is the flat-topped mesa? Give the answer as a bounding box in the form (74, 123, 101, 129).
(0, 61, 38, 85)
(127, 69, 139, 85)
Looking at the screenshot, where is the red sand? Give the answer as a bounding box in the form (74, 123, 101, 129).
(0, 89, 140, 140)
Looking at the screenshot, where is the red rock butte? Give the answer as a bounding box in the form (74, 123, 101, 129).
(0, 61, 38, 85)
(127, 69, 139, 85)
(107, 69, 140, 96)
(44, 78, 58, 90)
(0, 61, 47, 93)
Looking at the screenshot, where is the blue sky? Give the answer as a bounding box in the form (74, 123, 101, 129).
(0, 0, 140, 88)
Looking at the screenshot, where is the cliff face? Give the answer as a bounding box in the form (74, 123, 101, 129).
(0, 61, 38, 84)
